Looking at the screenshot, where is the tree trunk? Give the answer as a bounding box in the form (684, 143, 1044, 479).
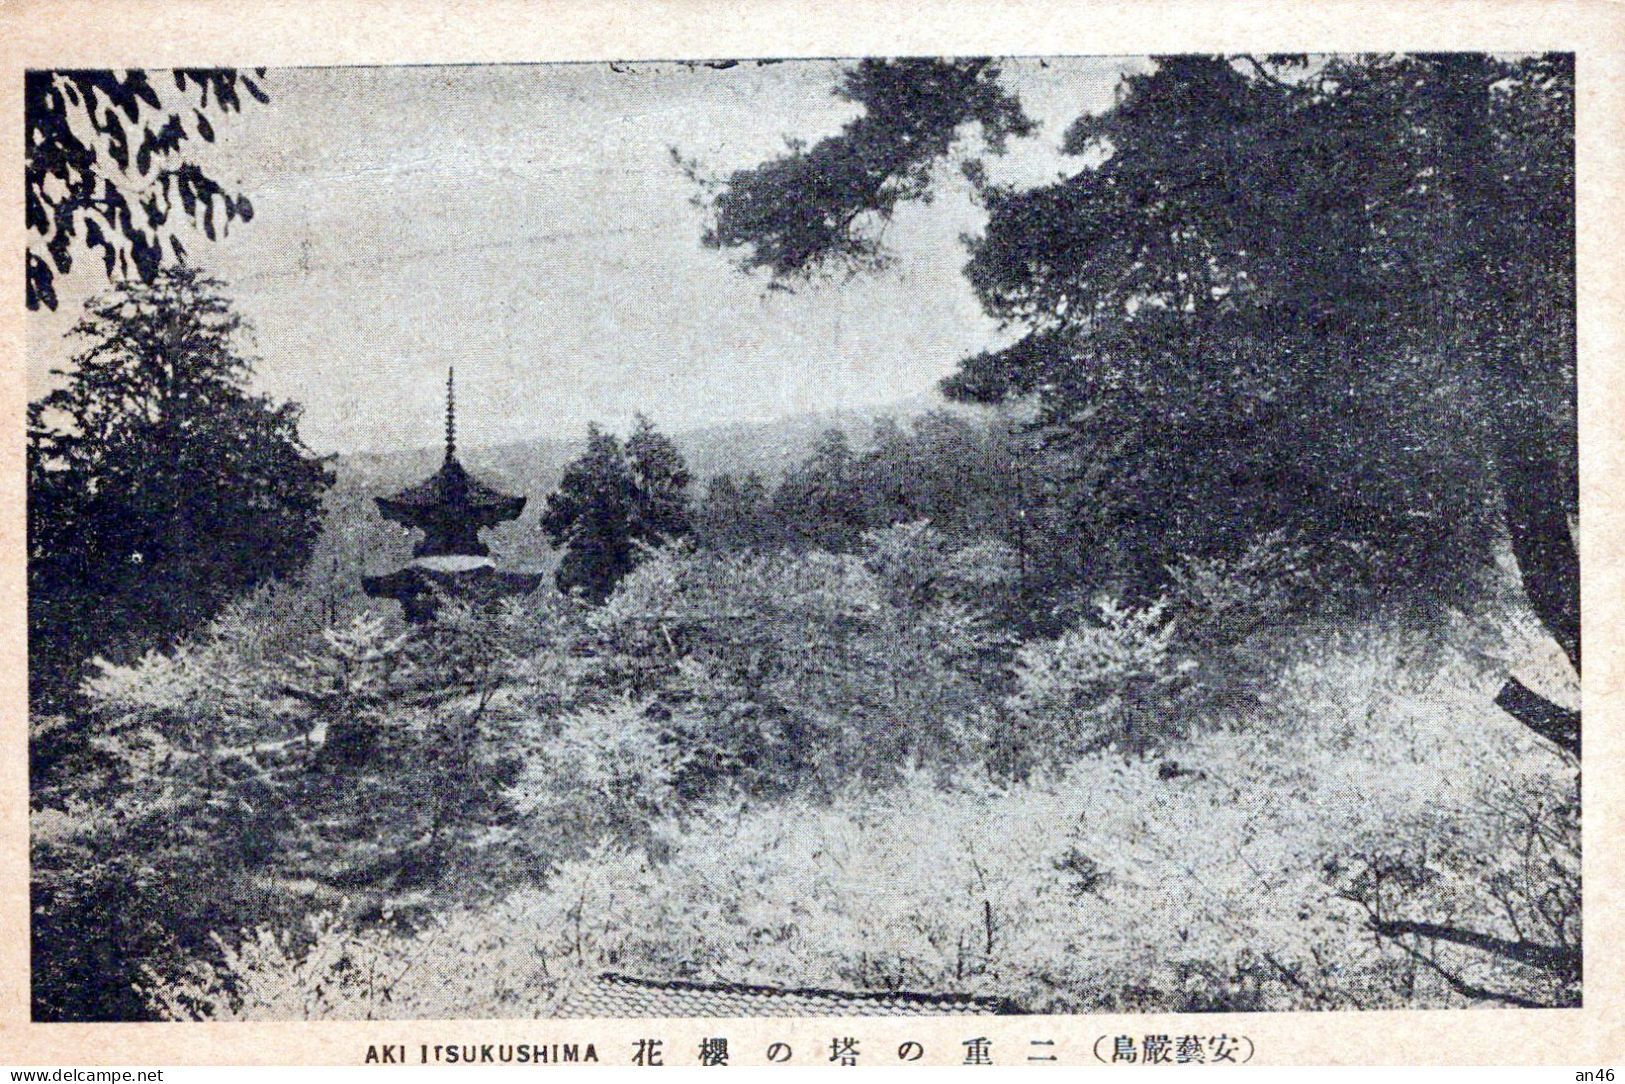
(1432, 56, 1580, 755)
(1497, 424, 1581, 675)
(1494, 675, 1579, 759)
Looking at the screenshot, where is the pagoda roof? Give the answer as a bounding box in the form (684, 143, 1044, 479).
(375, 366, 526, 528)
(376, 457, 525, 526)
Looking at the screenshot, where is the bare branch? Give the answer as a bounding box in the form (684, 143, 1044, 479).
(1369, 917, 1579, 975)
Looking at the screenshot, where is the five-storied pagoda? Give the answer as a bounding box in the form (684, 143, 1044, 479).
(362, 368, 543, 621)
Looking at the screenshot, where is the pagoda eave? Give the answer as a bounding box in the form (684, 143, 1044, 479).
(363, 367, 539, 623)
(375, 493, 526, 528)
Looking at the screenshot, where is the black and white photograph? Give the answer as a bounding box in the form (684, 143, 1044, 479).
(23, 48, 1582, 1030)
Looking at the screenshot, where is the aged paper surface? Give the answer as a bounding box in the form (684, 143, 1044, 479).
(2, 0, 1622, 1066)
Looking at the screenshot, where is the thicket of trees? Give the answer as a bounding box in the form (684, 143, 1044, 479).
(32, 520, 1577, 1019)
(692, 411, 1070, 622)
(540, 416, 693, 602)
(27, 268, 333, 711)
(697, 53, 1577, 676)
(689, 50, 1581, 1007)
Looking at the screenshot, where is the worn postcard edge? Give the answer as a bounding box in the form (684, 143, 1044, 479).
(0, 0, 1621, 1065)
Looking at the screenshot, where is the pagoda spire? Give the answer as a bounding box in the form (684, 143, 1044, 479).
(362, 365, 541, 623)
(444, 365, 457, 465)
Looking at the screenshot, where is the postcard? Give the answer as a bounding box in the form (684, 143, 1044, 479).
(3, 0, 1621, 1067)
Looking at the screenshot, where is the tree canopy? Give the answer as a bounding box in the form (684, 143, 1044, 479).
(541, 417, 694, 602)
(694, 55, 1576, 661)
(626, 414, 694, 543)
(690, 58, 1032, 284)
(25, 68, 267, 310)
(28, 267, 333, 698)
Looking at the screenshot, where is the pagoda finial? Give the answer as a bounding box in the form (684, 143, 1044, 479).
(444, 366, 457, 464)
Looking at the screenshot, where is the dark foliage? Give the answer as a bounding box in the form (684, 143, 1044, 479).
(541, 426, 636, 603)
(27, 268, 333, 704)
(770, 428, 871, 551)
(626, 414, 694, 543)
(693, 471, 778, 551)
(694, 411, 1090, 627)
(693, 58, 1031, 283)
(26, 68, 267, 310)
(30, 749, 290, 1021)
(965, 53, 1573, 612)
(541, 417, 693, 602)
(693, 53, 1576, 650)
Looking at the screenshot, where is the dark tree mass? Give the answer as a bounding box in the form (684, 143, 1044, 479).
(699, 52, 1576, 701)
(25, 68, 266, 310)
(541, 416, 694, 602)
(691, 58, 1033, 282)
(27, 268, 333, 702)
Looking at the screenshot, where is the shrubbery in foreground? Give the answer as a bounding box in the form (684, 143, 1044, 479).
(30, 527, 1578, 1018)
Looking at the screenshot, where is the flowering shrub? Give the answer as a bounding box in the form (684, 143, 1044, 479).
(82, 613, 295, 756)
(40, 522, 1576, 1020)
(138, 861, 639, 1020)
(37, 594, 566, 1019)
(510, 697, 685, 856)
(1165, 528, 1315, 637)
(142, 614, 1575, 1018)
(1006, 598, 1192, 763)
(582, 534, 1011, 791)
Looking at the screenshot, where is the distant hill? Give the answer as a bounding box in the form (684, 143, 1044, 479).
(317, 393, 989, 585)
(330, 392, 968, 501)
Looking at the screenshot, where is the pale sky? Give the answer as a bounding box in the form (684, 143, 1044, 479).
(27, 58, 1143, 454)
